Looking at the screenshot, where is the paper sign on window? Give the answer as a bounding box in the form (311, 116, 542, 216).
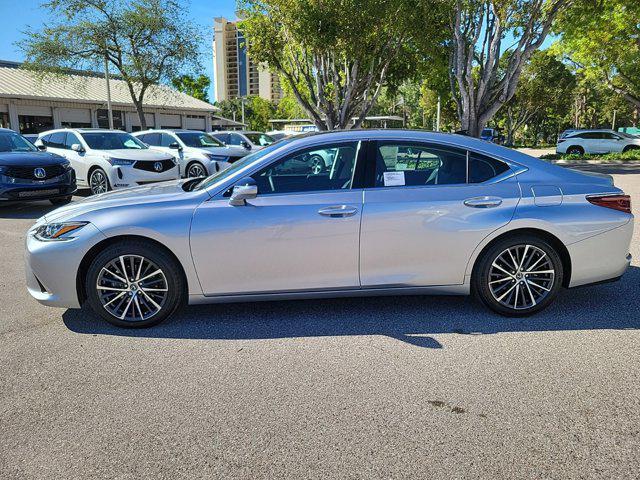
(383, 171, 405, 187)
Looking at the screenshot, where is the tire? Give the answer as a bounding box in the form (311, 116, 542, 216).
(186, 162, 207, 178)
(50, 196, 72, 206)
(85, 240, 186, 328)
(89, 167, 110, 195)
(472, 235, 564, 317)
(623, 145, 639, 152)
(566, 146, 584, 156)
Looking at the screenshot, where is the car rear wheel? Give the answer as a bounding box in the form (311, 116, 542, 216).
(85, 241, 185, 328)
(473, 235, 564, 316)
(623, 145, 639, 152)
(566, 146, 584, 156)
(186, 162, 207, 178)
(89, 168, 110, 195)
(50, 196, 72, 206)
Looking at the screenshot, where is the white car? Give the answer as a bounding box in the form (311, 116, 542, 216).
(211, 131, 275, 151)
(133, 129, 248, 178)
(36, 129, 180, 195)
(556, 129, 640, 155)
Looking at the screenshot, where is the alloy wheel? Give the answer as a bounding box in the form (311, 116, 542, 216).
(90, 170, 108, 195)
(187, 163, 206, 177)
(309, 155, 324, 175)
(487, 244, 555, 310)
(96, 255, 168, 322)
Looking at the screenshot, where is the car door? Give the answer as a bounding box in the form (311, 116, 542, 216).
(190, 140, 364, 295)
(600, 132, 624, 153)
(62, 131, 88, 183)
(359, 141, 521, 287)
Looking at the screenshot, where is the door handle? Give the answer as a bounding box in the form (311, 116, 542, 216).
(464, 196, 503, 208)
(318, 205, 359, 218)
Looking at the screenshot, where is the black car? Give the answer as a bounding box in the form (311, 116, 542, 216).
(0, 129, 76, 205)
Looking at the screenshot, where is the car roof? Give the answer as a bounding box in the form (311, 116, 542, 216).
(39, 128, 122, 135)
(134, 129, 205, 134)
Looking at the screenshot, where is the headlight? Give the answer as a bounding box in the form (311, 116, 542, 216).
(204, 154, 228, 162)
(62, 161, 72, 170)
(34, 222, 88, 241)
(106, 157, 135, 166)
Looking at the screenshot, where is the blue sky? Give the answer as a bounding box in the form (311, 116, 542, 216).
(0, 0, 238, 101)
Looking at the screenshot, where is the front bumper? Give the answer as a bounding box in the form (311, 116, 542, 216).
(1, 172, 76, 201)
(107, 164, 180, 189)
(25, 222, 106, 308)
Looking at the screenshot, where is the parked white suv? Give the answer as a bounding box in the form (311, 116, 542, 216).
(211, 131, 275, 151)
(36, 129, 180, 195)
(556, 129, 640, 155)
(133, 129, 248, 178)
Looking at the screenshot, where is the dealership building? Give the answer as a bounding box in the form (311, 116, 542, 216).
(0, 60, 242, 134)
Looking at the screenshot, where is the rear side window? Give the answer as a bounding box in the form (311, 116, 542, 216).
(469, 153, 510, 183)
(374, 143, 467, 187)
(159, 133, 176, 147)
(43, 132, 66, 148)
(141, 133, 161, 146)
(573, 132, 602, 140)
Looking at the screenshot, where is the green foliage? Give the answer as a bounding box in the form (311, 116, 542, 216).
(498, 50, 576, 144)
(541, 149, 640, 162)
(214, 96, 276, 131)
(19, 0, 203, 127)
(555, 0, 640, 108)
(172, 74, 211, 103)
(238, 0, 449, 130)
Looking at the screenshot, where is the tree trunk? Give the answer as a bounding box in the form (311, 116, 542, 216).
(134, 98, 146, 130)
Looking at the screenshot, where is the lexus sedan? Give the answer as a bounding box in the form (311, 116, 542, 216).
(556, 129, 640, 155)
(25, 130, 633, 327)
(0, 128, 76, 204)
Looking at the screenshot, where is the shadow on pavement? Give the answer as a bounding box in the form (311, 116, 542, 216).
(63, 266, 640, 349)
(560, 163, 640, 175)
(0, 201, 57, 220)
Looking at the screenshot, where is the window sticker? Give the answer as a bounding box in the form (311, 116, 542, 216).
(383, 171, 405, 186)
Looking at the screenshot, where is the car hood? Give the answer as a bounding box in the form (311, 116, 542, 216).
(196, 145, 249, 157)
(0, 151, 66, 166)
(99, 149, 174, 161)
(42, 179, 196, 223)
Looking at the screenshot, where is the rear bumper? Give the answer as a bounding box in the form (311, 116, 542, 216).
(567, 219, 634, 287)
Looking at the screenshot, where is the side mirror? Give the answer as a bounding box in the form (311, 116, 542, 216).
(37, 144, 46, 151)
(71, 143, 85, 153)
(169, 142, 182, 150)
(241, 140, 252, 150)
(229, 177, 257, 206)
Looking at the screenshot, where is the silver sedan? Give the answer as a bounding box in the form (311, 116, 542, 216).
(25, 130, 634, 327)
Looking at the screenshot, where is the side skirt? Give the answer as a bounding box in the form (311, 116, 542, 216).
(188, 284, 470, 305)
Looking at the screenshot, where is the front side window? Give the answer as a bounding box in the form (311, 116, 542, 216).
(176, 132, 224, 148)
(0, 131, 38, 152)
(227, 133, 244, 146)
(159, 133, 177, 147)
(252, 142, 359, 195)
(43, 132, 66, 149)
(80, 132, 147, 150)
(140, 133, 161, 146)
(245, 133, 274, 146)
(64, 132, 81, 149)
(375, 143, 467, 187)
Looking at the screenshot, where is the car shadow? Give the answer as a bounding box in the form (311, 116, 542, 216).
(0, 201, 57, 220)
(62, 266, 640, 349)
(559, 162, 640, 175)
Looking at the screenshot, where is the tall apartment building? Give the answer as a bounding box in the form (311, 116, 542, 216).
(213, 17, 282, 103)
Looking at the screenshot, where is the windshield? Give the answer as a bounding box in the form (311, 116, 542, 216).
(195, 138, 295, 191)
(80, 132, 147, 150)
(245, 133, 274, 146)
(176, 132, 224, 148)
(0, 131, 38, 152)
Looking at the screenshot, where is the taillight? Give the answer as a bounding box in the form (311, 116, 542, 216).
(587, 194, 632, 214)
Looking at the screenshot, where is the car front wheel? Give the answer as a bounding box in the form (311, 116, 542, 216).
(85, 240, 185, 328)
(89, 168, 110, 195)
(186, 162, 207, 178)
(473, 235, 563, 316)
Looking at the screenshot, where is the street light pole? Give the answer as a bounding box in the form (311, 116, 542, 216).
(104, 54, 114, 130)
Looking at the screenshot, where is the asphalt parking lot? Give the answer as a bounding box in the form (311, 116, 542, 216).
(1, 164, 639, 479)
